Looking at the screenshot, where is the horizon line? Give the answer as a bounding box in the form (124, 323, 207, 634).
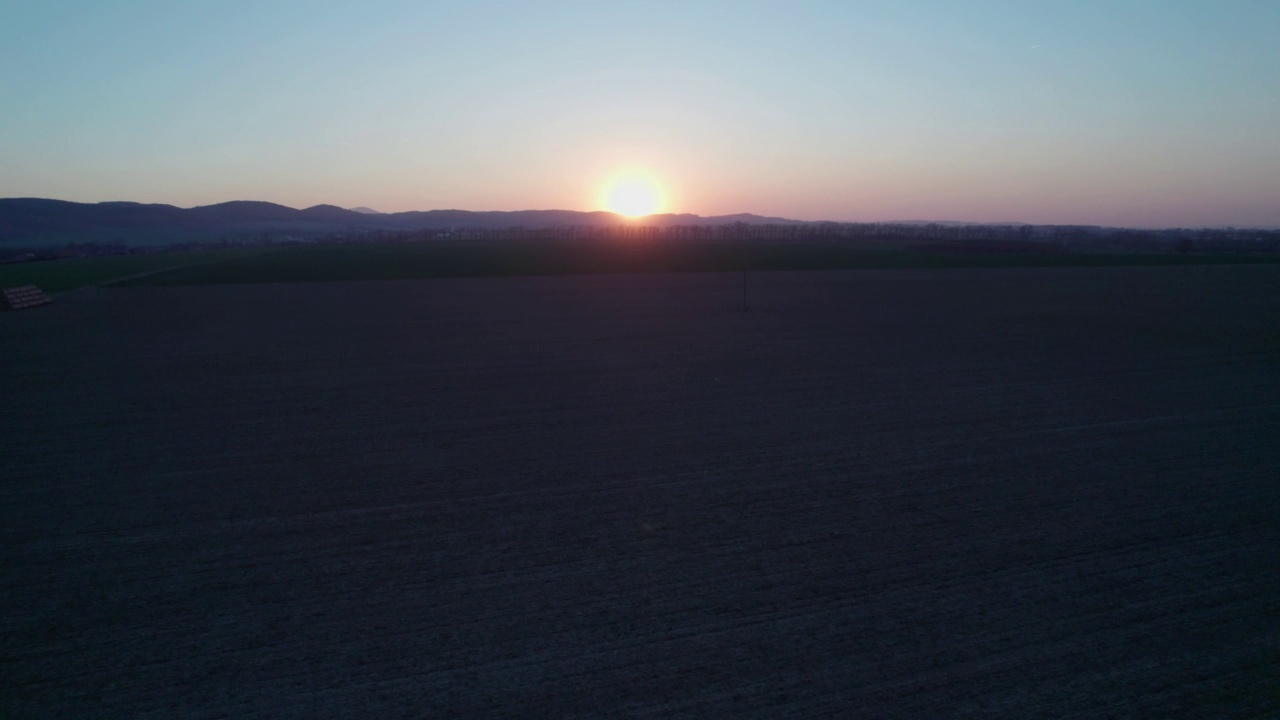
(2, 196, 1278, 231)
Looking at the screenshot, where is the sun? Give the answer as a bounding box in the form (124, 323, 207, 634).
(603, 174, 664, 218)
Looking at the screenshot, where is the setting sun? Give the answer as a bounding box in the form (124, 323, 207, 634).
(602, 175, 664, 218)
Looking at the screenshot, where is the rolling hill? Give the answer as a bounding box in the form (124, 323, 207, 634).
(0, 198, 797, 247)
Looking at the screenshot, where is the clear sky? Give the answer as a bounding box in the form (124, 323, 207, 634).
(2, 1, 1277, 226)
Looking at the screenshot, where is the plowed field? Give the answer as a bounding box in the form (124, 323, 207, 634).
(4, 266, 1278, 717)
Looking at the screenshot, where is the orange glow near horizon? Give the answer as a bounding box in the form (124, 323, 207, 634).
(601, 173, 665, 218)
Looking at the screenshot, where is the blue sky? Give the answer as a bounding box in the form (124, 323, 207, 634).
(2, 0, 1277, 225)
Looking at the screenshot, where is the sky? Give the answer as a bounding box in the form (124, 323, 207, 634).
(1, 0, 1278, 227)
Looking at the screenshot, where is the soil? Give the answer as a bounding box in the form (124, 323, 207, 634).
(4, 266, 1278, 718)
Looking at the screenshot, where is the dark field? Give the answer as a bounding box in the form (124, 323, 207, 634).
(0, 248, 272, 293)
(3, 266, 1279, 717)
(118, 241, 1280, 287)
(5, 241, 1278, 294)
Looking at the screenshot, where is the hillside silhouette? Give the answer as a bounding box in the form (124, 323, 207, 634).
(0, 198, 795, 246)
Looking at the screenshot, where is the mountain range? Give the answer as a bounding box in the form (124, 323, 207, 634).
(0, 198, 797, 247)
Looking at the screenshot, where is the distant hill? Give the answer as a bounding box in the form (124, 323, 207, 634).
(886, 220, 1031, 227)
(0, 198, 800, 247)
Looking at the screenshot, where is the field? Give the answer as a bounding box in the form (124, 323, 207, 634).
(119, 241, 1280, 286)
(5, 240, 1278, 295)
(3, 265, 1279, 717)
(0, 248, 274, 293)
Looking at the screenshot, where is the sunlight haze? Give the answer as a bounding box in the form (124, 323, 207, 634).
(602, 173, 665, 217)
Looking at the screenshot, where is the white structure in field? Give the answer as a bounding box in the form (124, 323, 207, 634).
(2, 285, 53, 310)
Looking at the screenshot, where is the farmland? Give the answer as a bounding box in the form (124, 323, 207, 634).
(3, 265, 1279, 717)
(0, 248, 275, 293)
(119, 241, 1280, 286)
(5, 241, 1278, 294)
